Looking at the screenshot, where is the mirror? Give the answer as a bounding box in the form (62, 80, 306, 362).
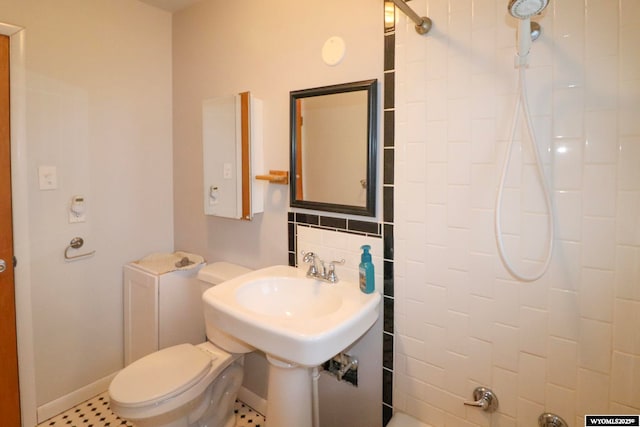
(289, 79, 378, 217)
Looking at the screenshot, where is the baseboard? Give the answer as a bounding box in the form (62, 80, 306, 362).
(36, 372, 118, 423)
(237, 385, 267, 416)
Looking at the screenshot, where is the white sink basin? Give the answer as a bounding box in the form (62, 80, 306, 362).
(236, 276, 343, 318)
(203, 265, 380, 367)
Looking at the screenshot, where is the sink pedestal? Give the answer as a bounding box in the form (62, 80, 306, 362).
(266, 356, 313, 427)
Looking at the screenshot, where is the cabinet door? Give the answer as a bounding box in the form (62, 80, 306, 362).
(158, 268, 206, 349)
(124, 267, 158, 365)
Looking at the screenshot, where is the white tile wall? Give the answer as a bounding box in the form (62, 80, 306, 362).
(295, 225, 384, 427)
(393, 0, 640, 425)
(296, 226, 383, 291)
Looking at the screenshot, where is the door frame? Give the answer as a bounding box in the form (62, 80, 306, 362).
(0, 22, 37, 427)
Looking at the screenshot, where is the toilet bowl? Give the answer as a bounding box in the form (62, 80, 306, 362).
(109, 262, 253, 427)
(110, 342, 242, 427)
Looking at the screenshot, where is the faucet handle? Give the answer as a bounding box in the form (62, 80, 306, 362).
(301, 250, 315, 263)
(301, 251, 319, 277)
(463, 387, 498, 413)
(307, 264, 318, 276)
(326, 259, 345, 283)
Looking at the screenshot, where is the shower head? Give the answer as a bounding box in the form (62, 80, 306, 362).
(508, 0, 549, 65)
(508, 0, 549, 19)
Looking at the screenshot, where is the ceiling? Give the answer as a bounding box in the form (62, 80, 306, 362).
(138, 0, 202, 12)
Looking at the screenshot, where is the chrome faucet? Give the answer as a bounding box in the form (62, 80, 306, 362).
(301, 251, 344, 283)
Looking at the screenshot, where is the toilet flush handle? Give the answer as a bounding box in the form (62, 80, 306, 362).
(463, 387, 499, 413)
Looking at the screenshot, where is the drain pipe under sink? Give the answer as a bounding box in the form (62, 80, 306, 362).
(312, 367, 320, 427)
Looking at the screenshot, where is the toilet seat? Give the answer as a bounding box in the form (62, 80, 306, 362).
(110, 343, 215, 408)
(109, 342, 236, 421)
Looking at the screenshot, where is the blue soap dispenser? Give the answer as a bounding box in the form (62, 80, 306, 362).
(359, 245, 375, 294)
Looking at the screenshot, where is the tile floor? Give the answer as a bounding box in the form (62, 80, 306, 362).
(37, 392, 265, 427)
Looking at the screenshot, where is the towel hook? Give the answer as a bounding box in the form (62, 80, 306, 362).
(64, 237, 96, 262)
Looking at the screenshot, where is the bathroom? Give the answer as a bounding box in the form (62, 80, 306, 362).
(1, 0, 638, 426)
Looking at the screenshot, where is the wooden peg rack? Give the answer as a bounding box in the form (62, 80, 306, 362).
(255, 170, 289, 185)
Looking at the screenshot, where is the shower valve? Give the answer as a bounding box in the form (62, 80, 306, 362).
(463, 387, 499, 413)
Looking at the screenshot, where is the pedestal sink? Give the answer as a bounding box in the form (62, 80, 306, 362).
(202, 265, 381, 427)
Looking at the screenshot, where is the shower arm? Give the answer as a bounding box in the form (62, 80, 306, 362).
(390, 0, 433, 35)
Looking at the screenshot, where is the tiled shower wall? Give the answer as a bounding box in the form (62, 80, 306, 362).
(392, 0, 640, 426)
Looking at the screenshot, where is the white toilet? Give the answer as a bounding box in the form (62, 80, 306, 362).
(109, 262, 253, 427)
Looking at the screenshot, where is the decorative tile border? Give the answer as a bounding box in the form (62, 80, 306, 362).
(288, 212, 382, 235)
(382, 2, 396, 425)
(288, 212, 383, 267)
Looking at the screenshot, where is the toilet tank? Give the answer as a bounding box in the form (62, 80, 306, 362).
(197, 261, 252, 286)
(198, 262, 255, 354)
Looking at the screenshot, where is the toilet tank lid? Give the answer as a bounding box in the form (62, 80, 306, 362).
(198, 262, 252, 284)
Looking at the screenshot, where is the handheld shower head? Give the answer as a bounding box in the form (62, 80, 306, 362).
(508, 0, 549, 65)
(508, 0, 549, 19)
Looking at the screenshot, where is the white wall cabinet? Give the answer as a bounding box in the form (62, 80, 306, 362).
(123, 263, 205, 366)
(202, 91, 264, 220)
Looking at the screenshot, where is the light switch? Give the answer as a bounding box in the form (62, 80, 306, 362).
(223, 163, 232, 179)
(38, 166, 58, 190)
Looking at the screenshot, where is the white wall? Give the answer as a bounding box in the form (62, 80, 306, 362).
(172, 0, 383, 416)
(392, 0, 640, 425)
(2, 0, 174, 416)
(172, 0, 382, 268)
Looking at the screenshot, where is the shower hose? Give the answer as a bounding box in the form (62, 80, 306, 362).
(495, 65, 554, 282)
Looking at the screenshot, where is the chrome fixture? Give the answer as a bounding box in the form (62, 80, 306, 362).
(508, 0, 550, 62)
(389, 0, 432, 35)
(495, 0, 554, 282)
(530, 21, 542, 41)
(463, 387, 499, 413)
(323, 352, 359, 385)
(508, 0, 548, 19)
(336, 355, 358, 382)
(301, 251, 345, 283)
(302, 251, 320, 276)
(538, 413, 568, 427)
(64, 237, 96, 262)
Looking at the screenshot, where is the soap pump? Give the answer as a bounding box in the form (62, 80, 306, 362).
(359, 245, 375, 294)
